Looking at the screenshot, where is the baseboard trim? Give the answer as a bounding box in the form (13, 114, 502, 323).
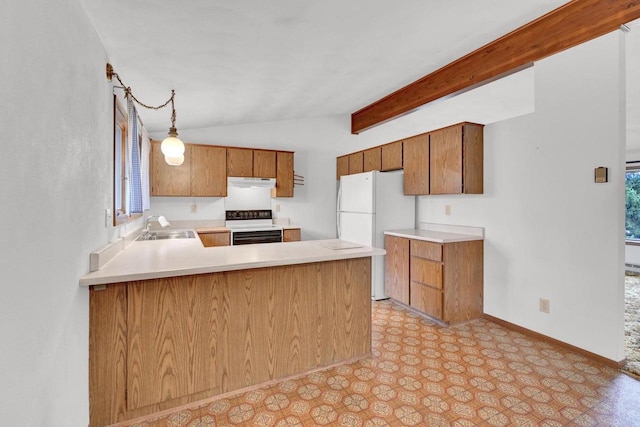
(482, 314, 626, 369)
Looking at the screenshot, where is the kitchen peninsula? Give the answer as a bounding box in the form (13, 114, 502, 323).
(82, 236, 384, 426)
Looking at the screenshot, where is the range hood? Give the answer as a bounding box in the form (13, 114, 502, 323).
(227, 177, 276, 188)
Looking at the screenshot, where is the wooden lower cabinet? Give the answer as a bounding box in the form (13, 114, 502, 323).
(283, 228, 301, 242)
(384, 235, 409, 304)
(410, 281, 443, 320)
(198, 231, 230, 247)
(89, 258, 371, 426)
(384, 236, 483, 324)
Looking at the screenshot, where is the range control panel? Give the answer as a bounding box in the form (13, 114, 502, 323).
(225, 210, 273, 221)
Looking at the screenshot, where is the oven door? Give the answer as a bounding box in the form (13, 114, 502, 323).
(231, 229, 283, 245)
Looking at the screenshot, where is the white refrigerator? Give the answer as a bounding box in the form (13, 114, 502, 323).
(337, 170, 415, 300)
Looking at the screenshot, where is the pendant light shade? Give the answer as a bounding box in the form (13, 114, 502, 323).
(164, 154, 185, 166)
(161, 127, 185, 159)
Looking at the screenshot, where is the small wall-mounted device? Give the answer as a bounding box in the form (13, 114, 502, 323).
(594, 167, 608, 183)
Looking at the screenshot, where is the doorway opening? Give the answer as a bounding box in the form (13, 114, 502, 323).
(624, 166, 640, 376)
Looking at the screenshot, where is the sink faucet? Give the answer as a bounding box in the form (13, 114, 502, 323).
(143, 215, 170, 233)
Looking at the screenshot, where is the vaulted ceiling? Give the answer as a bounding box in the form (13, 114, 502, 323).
(81, 1, 571, 132)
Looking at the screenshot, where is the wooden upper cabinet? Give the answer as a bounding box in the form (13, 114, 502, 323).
(227, 147, 253, 177)
(274, 151, 294, 197)
(349, 152, 364, 175)
(381, 140, 403, 171)
(363, 147, 381, 172)
(403, 134, 429, 195)
(337, 156, 349, 180)
(430, 126, 462, 194)
(462, 124, 484, 194)
(191, 145, 227, 197)
(151, 140, 191, 196)
(430, 123, 483, 194)
(334, 121, 482, 194)
(253, 150, 277, 178)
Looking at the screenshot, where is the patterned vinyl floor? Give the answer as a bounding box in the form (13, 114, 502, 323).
(123, 299, 640, 427)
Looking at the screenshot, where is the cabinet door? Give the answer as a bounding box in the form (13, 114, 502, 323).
(227, 147, 253, 177)
(283, 228, 301, 242)
(151, 140, 191, 196)
(403, 134, 429, 195)
(253, 150, 277, 178)
(274, 151, 294, 197)
(385, 235, 410, 304)
(199, 231, 230, 247)
(410, 281, 443, 320)
(349, 152, 364, 174)
(381, 141, 403, 171)
(191, 145, 227, 197)
(363, 147, 381, 172)
(337, 156, 349, 180)
(430, 126, 462, 194)
(462, 123, 484, 194)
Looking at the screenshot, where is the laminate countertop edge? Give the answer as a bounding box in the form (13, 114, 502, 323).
(384, 229, 484, 243)
(79, 239, 384, 287)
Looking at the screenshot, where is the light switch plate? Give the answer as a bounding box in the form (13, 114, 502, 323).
(105, 208, 112, 227)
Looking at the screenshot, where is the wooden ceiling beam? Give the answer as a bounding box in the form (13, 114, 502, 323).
(351, 0, 640, 134)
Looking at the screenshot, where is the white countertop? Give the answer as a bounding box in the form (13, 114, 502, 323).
(384, 229, 484, 243)
(80, 238, 385, 286)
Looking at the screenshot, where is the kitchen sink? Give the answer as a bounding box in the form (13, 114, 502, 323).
(136, 230, 196, 241)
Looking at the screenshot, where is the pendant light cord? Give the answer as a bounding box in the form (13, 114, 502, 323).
(107, 63, 176, 127)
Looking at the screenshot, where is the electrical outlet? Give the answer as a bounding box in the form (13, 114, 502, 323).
(191, 203, 197, 213)
(539, 298, 550, 313)
(276, 204, 281, 212)
(445, 205, 452, 216)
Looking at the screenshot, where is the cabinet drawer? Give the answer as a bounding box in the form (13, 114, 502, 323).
(410, 240, 442, 261)
(410, 256, 443, 289)
(410, 281, 443, 320)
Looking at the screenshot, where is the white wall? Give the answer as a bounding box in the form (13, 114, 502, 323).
(418, 32, 626, 361)
(150, 116, 422, 240)
(0, 0, 115, 424)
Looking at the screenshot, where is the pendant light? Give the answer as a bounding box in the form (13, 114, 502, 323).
(160, 90, 185, 166)
(106, 63, 185, 166)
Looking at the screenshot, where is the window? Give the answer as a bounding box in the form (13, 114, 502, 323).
(626, 163, 640, 240)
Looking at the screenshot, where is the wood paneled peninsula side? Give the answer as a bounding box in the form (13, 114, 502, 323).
(81, 238, 384, 426)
